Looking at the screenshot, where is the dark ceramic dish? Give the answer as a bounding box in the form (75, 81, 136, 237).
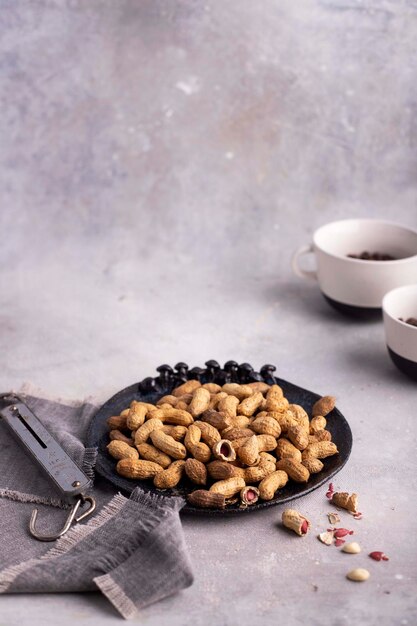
(387, 348, 417, 381)
(86, 361, 353, 515)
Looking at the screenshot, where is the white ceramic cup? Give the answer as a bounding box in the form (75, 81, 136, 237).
(382, 284, 417, 380)
(292, 219, 417, 313)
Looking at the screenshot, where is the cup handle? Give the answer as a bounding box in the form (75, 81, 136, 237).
(291, 244, 317, 281)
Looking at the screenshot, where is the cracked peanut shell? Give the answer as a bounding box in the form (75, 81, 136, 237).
(282, 508, 311, 536)
(331, 491, 358, 513)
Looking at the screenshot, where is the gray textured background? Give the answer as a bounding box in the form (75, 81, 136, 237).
(1, 1, 416, 624)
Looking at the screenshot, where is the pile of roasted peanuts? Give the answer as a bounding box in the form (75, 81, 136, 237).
(106, 380, 338, 508)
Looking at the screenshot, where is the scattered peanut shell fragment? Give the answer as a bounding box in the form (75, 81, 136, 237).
(342, 542, 361, 554)
(327, 512, 341, 525)
(240, 486, 260, 505)
(282, 509, 311, 536)
(318, 531, 334, 546)
(213, 439, 236, 462)
(187, 489, 225, 509)
(332, 491, 358, 513)
(312, 395, 336, 417)
(346, 568, 370, 582)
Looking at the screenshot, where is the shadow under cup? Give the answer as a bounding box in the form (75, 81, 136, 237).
(293, 220, 417, 318)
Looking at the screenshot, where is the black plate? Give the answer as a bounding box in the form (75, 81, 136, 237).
(86, 361, 353, 515)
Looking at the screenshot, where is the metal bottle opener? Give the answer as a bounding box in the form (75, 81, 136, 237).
(0, 393, 96, 541)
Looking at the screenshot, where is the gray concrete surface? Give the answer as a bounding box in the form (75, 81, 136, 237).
(0, 1, 416, 625)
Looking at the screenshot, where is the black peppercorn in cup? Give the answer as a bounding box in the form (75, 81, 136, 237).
(292, 219, 417, 316)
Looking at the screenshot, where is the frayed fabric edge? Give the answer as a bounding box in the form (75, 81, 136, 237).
(0, 492, 128, 593)
(130, 487, 185, 513)
(93, 489, 187, 577)
(94, 573, 137, 620)
(41, 492, 128, 559)
(0, 488, 67, 509)
(0, 558, 40, 593)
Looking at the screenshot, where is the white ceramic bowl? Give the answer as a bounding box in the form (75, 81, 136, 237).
(292, 219, 417, 317)
(383, 285, 417, 381)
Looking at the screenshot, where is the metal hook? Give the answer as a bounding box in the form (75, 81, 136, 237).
(29, 495, 96, 542)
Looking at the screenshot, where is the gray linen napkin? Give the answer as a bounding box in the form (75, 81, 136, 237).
(0, 390, 194, 619)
